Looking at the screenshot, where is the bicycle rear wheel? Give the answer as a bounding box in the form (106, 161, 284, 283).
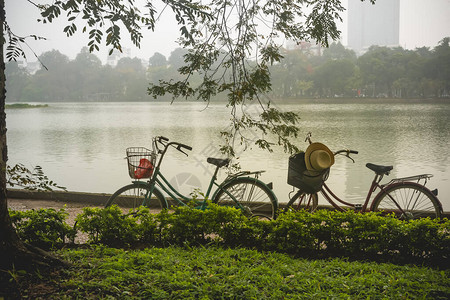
(284, 190, 318, 213)
(371, 182, 442, 219)
(212, 177, 278, 219)
(105, 182, 167, 213)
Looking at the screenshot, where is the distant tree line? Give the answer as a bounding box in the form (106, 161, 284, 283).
(6, 38, 450, 102)
(271, 37, 450, 99)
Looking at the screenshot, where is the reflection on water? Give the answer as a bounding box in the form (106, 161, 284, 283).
(6, 100, 450, 211)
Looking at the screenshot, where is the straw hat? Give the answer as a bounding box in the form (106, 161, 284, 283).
(304, 142, 335, 172)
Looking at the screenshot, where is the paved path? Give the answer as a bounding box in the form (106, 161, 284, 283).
(8, 198, 102, 227)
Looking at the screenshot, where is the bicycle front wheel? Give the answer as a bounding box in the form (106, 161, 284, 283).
(284, 190, 318, 213)
(212, 177, 278, 219)
(105, 182, 167, 214)
(371, 182, 442, 219)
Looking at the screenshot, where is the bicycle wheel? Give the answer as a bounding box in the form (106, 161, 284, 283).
(284, 190, 318, 213)
(371, 182, 442, 219)
(105, 182, 167, 213)
(212, 177, 278, 219)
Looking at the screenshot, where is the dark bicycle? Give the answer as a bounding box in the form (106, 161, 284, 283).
(283, 133, 443, 220)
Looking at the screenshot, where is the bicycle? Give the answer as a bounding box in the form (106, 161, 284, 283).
(105, 136, 278, 219)
(283, 133, 443, 219)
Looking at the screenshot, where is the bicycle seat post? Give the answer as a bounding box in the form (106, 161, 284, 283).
(205, 158, 230, 196)
(212, 165, 221, 181)
(205, 165, 221, 198)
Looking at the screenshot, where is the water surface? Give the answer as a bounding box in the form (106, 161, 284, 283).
(7, 100, 450, 210)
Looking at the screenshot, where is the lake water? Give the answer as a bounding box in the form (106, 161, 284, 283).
(6, 100, 450, 211)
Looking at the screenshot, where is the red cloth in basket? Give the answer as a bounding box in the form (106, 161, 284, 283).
(134, 158, 154, 179)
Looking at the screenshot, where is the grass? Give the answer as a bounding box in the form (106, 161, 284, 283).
(18, 246, 449, 299)
(5, 103, 48, 109)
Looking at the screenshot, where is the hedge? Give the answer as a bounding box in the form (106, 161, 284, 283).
(9, 204, 449, 267)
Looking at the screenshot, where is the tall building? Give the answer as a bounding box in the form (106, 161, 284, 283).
(348, 0, 400, 55)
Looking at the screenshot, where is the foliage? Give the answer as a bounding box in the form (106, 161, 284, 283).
(9, 208, 75, 250)
(6, 38, 450, 103)
(8, 204, 450, 265)
(271, 210, 450, 264)
(67, 205, 450, 266)
(76, 206, 142, 246)
(5, 103, 48, 109)
(147, 0, 349, 155)
(5, 205, 450, 298)
(6, 163, 67, 191)
(48, 246, 448, 299)
(148, 52, 167, 67)
(17, 0, 212, 57)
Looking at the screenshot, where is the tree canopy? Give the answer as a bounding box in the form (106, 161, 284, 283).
(7, 39, 450, 102)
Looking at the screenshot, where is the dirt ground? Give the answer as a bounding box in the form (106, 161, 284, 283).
(8, 198, 102, 227)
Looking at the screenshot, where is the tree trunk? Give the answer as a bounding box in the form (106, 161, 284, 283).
(0, 0, 67, 271)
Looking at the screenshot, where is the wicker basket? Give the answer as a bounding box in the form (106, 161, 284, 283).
(126, 147, 156, 179)
(287, 152, 329, 194)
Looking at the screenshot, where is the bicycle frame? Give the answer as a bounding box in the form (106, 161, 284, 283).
(143, 161, 231, 210)
(319, 165, 435, 215)
(320, 173, 384, 212)
(140, 137, 261, 211)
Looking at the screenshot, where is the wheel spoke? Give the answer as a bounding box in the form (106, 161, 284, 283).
(213, 178, 277, 219)
(372, 183, 441, 219)
(284, 191, 318, 213)
(106, 183, 167, 214)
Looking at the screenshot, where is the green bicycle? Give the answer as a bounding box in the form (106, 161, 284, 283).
(105, 136, 278, 219)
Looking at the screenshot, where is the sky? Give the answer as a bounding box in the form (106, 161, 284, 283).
(5, 0, 450, 64)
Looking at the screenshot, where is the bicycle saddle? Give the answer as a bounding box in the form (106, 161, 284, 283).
(207, 158, 230, 168)
(366, 163, 393, 175)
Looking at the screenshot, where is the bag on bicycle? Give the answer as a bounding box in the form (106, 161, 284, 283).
(134, 158, 154, 179)
(287, 152, 329, 194)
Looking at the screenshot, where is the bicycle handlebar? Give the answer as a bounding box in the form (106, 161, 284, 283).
(159, 136, 169, 142)
(175, 143, 192, 152)
(154, 136, 192, 156)
(304, 133, 357, 162)
(334, 149, 358, 155)
(334, 149, 358, 163)
(153, 136, 167, 153)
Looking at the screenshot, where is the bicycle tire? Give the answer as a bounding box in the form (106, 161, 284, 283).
(371, 182, 442, 219)
(212, 177, 278, 219)
(105, 182, 168, 213)
(284, 190, 318, 213)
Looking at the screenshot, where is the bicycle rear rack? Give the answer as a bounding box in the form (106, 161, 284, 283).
(227, 170, 266, 180)
(386, 174, 433, 185)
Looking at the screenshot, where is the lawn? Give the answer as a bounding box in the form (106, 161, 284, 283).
(10, 246, 449, 299)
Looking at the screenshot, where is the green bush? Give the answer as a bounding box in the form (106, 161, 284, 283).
(10, 205, 450, 266)
(269, 210, 449, 265)
(9, 207, 75, 250)
(74, 206, 143, 246)
(402, 217, 450, 260)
